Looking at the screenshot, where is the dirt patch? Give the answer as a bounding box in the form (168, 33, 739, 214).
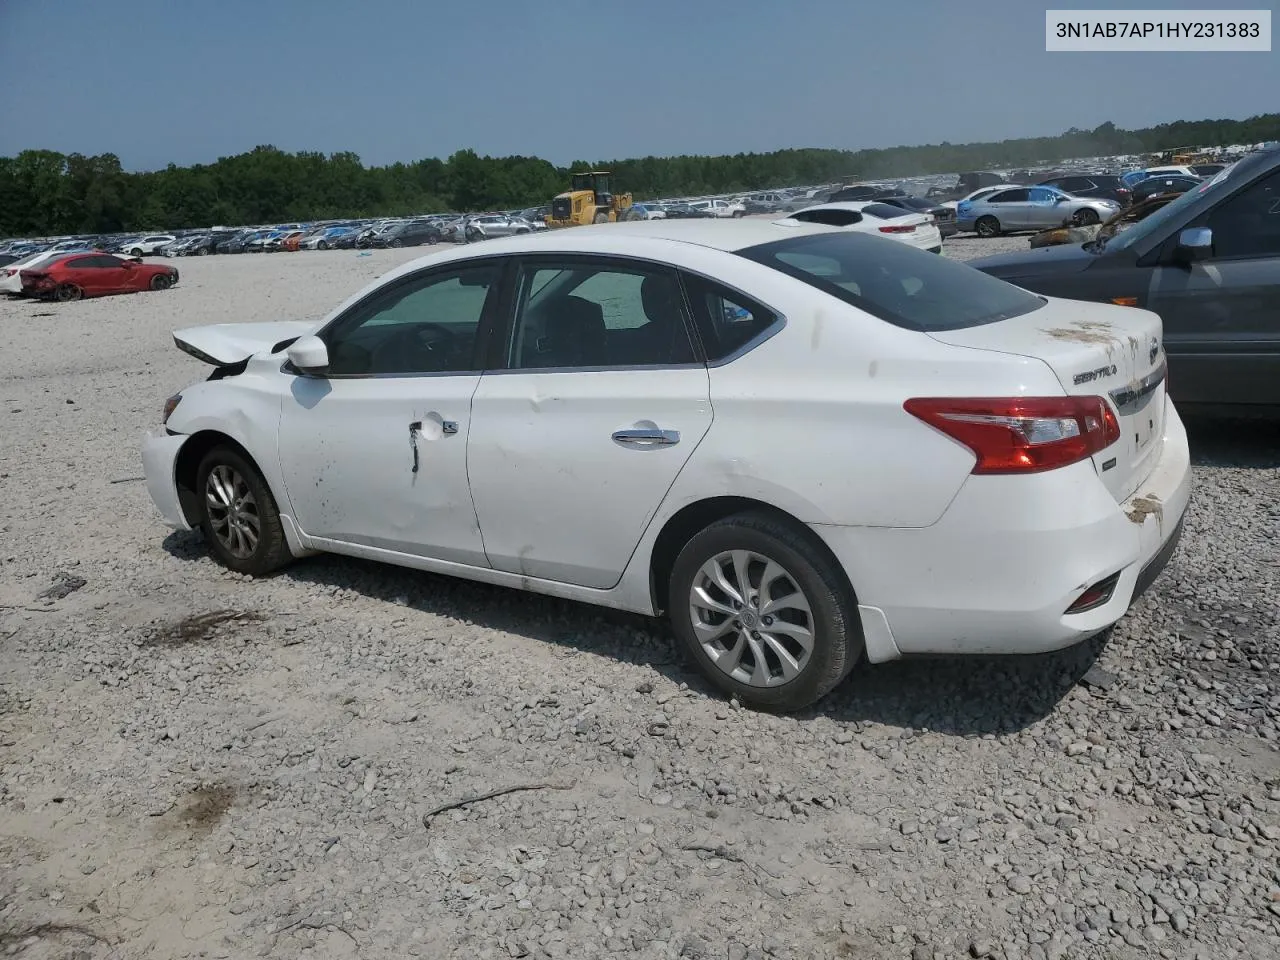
(0, 921, 111, 948)
(141, 609, 265, 647)
(1126, 494, 1163, 525)
(36, 572, 87, 601)
(1042, 325, 1117, 345)
(159, 783, 237, 835)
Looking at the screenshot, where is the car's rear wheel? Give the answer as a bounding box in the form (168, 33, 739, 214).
(669, 511, 861, 712)
(53, 283, 83, 302)
(1072, 208, 1101, 226)
(150, 274, 174, 291)
(196, 446, 292, 576)
(197, 247, 209, 256)
(975, 216, 1001, 238)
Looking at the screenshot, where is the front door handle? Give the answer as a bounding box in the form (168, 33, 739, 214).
(612, 428, 680, 446)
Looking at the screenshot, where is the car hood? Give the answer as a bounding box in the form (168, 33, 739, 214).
(967, 242, 1096, 280)
(172, 320, 320, 366)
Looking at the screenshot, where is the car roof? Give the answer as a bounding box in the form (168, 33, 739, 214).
(371, 219, 838, 283)
(788, 201, 902, 215)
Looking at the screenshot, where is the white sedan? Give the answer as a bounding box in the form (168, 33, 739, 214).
(142, 219, 1190, 711)
(782, 201, 943, 252)
(2, 250, 79, 294)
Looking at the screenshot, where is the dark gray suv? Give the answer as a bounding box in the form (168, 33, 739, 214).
(969, 149, 1280, 417)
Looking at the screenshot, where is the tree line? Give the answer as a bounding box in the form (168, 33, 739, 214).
(2, 114, 1278, 238)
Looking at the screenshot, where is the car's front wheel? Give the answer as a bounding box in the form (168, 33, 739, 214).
(1072, 208, 1101, 226)
(150, 274, 174, 291)
(669, 512, 861, 712)
(975, 216, 1001, 237)
(129, 248, 144, 257)
(196, 446, 293, 575)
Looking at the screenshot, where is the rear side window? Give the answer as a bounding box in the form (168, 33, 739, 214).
(681, 273, 777, 361)
(738, 232, 1044, 332)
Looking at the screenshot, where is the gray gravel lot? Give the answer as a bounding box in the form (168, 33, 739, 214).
(1, 238, 1277, 960)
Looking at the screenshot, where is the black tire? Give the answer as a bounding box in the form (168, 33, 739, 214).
(129, 247, 144, 257)
(195, 445, 292, 576)
(317, 240, 328, 250)
(150, 273, 174, 291)
(389, 238, 403, 248)
(975, 216, 1001, 238)
(54, 283, 83, 302)
(732, 210, 744, 218)
(592, 211, 609, 224)
(668, 511, 862, 712)
(197, 246, 210, 256)
(1072, 208, 1101, 226)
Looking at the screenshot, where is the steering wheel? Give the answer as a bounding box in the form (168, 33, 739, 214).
(371, 323, 457, 373)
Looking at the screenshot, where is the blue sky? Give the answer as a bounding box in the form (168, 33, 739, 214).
(0, 0, 1275, 170)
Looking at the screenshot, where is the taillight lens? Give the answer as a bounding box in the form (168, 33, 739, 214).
(879, 224, 916, 233)
(904, 396, 1121, 474)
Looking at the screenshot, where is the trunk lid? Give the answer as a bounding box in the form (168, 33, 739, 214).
(172, 320, 319, 366)
(928, 296, 1167, 502)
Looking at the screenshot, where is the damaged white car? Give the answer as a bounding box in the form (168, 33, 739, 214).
(143, 220, 1190, 711)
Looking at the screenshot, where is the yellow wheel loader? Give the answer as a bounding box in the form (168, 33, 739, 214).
(545, 171, 633, 228)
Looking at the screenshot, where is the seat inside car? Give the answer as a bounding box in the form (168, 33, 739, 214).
(531, 295, 608, 367)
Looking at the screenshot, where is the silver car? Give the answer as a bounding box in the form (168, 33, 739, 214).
(464, 215, 536, 242)
(956, 185, 1119, 237)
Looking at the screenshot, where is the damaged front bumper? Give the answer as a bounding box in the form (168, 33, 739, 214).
(141, 428, 192, 531)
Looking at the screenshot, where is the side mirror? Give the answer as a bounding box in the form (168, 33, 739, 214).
(286, 335, 329, 375)
(1054, 196, 1069, 204)
(1175, 227, 1213, 262)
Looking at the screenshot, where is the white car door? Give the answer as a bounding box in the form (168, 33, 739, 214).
(276, 262, 502, 566)
(467, 256, 712, 589)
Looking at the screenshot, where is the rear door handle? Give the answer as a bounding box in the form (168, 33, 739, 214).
(612, 428, 680, 446)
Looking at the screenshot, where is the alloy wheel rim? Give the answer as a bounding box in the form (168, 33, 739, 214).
(205, 464, 260, 559)
(688, 550, 815, 687)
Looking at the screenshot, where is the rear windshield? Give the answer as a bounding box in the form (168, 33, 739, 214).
(862, 203, 912, 219)
(738, 232, 1044, 332)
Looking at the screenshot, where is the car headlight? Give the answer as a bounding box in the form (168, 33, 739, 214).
(162, 393, 182, 424)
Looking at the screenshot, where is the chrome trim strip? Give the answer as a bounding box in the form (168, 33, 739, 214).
(1109, 359, 1167, 408)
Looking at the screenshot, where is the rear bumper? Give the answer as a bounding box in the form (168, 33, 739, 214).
(141, 428, 192, 531)
(814, 400, 1192, 660)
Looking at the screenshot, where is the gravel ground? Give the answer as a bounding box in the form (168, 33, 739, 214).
(1, 238, 1277, 960)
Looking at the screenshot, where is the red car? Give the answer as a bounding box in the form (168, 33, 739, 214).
(20, 253, 178, 302)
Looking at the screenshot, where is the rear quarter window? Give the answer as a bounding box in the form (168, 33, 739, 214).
(738, 232, 1044, 332)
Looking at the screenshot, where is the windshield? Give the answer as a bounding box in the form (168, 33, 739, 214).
(1105, 166, 1235, 253)
(738, 232, 1044, 332)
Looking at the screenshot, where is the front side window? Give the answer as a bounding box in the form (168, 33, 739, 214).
(1206, 169, 1280, 259)
(508, 260, 696, 369)
(321, 265, 499, 376)
(1028, 188, 1058, 203)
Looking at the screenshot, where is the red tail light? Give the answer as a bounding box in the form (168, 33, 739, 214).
(904, 396, 1121, 474)
(879, 224, 916, 233)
